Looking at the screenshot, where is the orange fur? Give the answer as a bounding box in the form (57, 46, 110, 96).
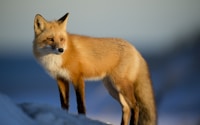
(33, 13, 157, 125)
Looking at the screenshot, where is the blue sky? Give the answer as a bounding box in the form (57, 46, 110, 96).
(0, 0, 200, 56)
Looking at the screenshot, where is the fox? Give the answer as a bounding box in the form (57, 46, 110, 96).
(33, 12, 157, 125)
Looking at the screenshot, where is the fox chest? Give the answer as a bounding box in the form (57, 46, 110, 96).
(38, 55, 70, 80)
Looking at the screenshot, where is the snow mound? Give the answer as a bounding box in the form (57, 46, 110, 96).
(0, 93, 109, 125)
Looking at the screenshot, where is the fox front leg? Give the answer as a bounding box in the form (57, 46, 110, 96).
(73, 78, 86, 114)
(57, 78, 70, 110)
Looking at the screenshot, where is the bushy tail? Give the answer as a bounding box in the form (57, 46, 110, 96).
(131, 57, 157, 125)
(133, 80, 157, 125)
(130, 96, 156, 125)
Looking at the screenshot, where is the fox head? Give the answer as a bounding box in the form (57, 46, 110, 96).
(33, 13, 69, 55)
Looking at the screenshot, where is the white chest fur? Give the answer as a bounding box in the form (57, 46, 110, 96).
(37, 54, 70, 80)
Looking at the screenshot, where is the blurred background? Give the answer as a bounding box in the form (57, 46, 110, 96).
(0, 0, 200, 125)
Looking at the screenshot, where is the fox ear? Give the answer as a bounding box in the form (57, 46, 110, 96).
(34, 14, 47, 35)
(58, 13, 69, 30)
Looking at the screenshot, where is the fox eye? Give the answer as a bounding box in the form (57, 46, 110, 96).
(47, 37, 54, 42)
(60, 37, 65, 42)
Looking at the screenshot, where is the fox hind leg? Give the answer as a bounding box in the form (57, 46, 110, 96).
(119, 83, 139, 125)
(119, 93, 131, 125)
(103, 77, 137, 125)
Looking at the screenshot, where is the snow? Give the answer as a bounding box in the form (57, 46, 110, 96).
(0, 93, 108, 125)
(0, 94, 36, 125)
(1, 92, 199, 125)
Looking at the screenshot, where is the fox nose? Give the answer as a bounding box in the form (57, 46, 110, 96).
(58, 48, 64, 53)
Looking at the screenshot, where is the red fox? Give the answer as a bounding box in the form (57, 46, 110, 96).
(33, 13, 156, 125)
